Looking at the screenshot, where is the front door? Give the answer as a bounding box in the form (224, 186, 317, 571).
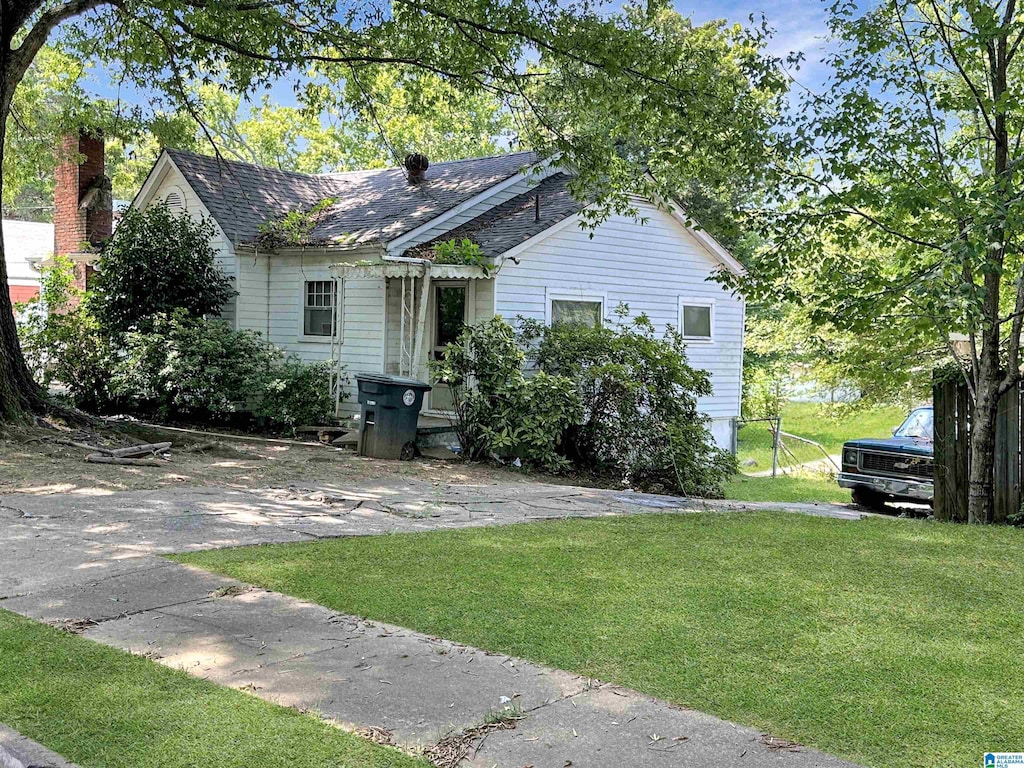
(429, 281, 470, 411)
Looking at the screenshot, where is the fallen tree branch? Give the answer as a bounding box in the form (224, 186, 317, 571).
(114, 420, 339, 449)
(109, 442, 172, 458)
(58, 440, 114, 455)
(85, 453, 164, 467)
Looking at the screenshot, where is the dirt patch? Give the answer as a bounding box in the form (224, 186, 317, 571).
(759, 734, 803, 752)
(353, 726, 395, 747)
(0, 422, 562, 497)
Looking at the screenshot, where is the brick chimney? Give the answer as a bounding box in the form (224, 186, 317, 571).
(54, 130, 111, 290)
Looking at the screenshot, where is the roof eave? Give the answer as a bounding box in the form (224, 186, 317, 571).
(235, 241, 386, 257)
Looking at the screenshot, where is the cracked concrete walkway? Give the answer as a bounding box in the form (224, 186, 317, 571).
(0, 478, 864, 767)
(0, 724, 78, 768)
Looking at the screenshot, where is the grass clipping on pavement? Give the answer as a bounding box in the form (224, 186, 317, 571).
(177, 512, 1024, 768)
(0, 610, 425, 768)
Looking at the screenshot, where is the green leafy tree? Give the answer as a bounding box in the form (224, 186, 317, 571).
(733, 0, 1024, 523)
(0, 0, 783, 424)
(16, 255, 111, 410)
(520, 7, 784, 226)
(90, 202, 234, 335)
(318, 65, 514, 167)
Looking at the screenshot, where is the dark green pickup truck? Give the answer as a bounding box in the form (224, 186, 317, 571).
(838, 406, 934, 509)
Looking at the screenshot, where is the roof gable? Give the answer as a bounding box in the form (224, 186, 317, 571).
(410, 179, 745, 277)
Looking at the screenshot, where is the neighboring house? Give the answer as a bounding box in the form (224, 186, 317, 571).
(4, 220, 53, 306)
(132, 149, 745, 450)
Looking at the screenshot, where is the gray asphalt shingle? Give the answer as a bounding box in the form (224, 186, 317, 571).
(408, 173, 583, 259)
(165, 149, 539, 246)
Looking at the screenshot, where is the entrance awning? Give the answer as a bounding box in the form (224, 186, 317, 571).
(329, 261, 492, 280)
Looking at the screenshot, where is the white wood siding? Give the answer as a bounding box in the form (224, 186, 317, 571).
(494, 201, 743, 450)
(384, 278, 406, 375)
(263, 251, 385, 413)
(236, 251, 269, 334)
(474, 278, 495, 320)
(140, 162, 239, 327)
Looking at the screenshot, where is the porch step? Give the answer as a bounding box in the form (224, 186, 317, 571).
(417, 418, 458, 450)
(330, 431, 359, 447)
(330, 416, 458, 450)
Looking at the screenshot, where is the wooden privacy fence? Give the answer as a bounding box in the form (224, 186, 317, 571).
(933, 378, 1022, 523)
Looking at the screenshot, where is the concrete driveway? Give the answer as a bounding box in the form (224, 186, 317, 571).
(0, 478, 863, 767)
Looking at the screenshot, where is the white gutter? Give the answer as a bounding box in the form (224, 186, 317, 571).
(383, 253, 431, 265)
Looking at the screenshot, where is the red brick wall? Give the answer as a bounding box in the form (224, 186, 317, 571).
(54, 131, 110, 292)
(9, 285, 38, 305)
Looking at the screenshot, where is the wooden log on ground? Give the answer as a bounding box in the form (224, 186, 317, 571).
(85, 453, 164, 467)
(58, 440, 114, 455)
(109, 442, 172, 458)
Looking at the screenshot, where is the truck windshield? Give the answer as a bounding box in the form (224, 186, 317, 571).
(894, 408, 933, 440)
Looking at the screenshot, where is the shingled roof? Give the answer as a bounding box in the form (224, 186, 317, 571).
(408, 173, 583, 259)
(164, 148, 540, 246)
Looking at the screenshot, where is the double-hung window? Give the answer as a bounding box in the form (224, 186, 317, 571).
(303, 280, 335, 337)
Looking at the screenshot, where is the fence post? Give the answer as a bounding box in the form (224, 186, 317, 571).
(772, 415, 781, 479)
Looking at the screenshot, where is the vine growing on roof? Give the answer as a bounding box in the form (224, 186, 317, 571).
(432, 238, 498, 276)
(256, 197, 337, 249)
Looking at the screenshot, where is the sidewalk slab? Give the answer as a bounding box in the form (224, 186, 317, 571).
(1, 562, 238, 623)
(0, 724, 78, 768)
(469, 684, 854, 768)
(86, 587, 586, 749)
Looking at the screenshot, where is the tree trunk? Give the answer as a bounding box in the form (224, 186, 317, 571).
(966, 23, 1013, 525)
(0, 82, 46, 424)
(968, 377, 999, 524)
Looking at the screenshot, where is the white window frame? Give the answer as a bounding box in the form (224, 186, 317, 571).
(678, 297, 715, 343)
(299, 277, 338, 343)
(546, 290, 607, 327)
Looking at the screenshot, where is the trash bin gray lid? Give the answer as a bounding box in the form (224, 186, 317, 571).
(355, 373, 431, 388)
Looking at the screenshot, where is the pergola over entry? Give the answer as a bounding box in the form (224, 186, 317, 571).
(329, 258, 492, 415)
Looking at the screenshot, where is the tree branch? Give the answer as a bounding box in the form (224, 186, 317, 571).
(10, 0, 112, 84)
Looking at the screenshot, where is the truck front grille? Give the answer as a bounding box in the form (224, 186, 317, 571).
(860, 451, 933, 479)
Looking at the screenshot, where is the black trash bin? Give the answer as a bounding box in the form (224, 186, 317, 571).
(355, 373, 432, 460)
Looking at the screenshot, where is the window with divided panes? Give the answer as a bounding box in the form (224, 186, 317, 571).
(303, 280, 335, 337)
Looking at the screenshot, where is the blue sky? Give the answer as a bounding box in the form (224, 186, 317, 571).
(689, 0, 832, 84)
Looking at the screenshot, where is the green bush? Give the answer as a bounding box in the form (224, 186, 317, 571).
(110, 311, 278, 419)
(260, 359, 336, 432)
(521, 309, 736, 497)
(430, 316, 581, 471)
(109, 312, 341, 427)
(16, 256, 114, 412)
(91, 202, 235, 336)
(17, 251, 339, 429)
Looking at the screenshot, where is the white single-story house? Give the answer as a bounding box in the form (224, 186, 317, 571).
(4, 220, 53, 306)
(132, 149, 745, 450)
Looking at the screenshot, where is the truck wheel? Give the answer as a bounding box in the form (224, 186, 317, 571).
(851, 487, 887, 512)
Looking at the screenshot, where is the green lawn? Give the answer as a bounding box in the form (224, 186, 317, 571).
(723, 472, 850, 503)
(177, 513, 1024, 768)
(0, 610, 424, 768)
(739, 401, 908, 470)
